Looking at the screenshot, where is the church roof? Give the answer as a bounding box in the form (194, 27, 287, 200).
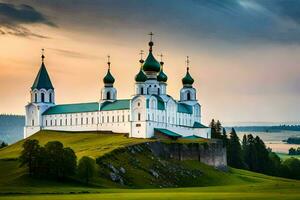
(157, 62, 168, 82)
(177, 103, 193, 114)
(103, 69, 115, 84)
(193, 122, 208, 128)
(31, 62, 54, 90)
(135, 69, 147, 82)
(43, 99, 130, 115)
(143, 51, 161, 73)
(154, 128, 182, 138)
(182, 70, 194, 85)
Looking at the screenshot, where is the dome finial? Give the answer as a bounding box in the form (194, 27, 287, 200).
(186, 56, 190, 72)
(158, 53, 164, 66)
(41, 48, 45, 63)
(148, 32, 154, 52)
(139, 50, 144, 65)
(107, 55, 111, 70)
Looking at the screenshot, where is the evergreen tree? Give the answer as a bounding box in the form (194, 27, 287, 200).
(19, 139, 40, 176)
(209, 119, 217, 138)
(227, 128, 244, 168)
(215, 120, 222, 139)
(0, 141, 8, 149)
(221, 128, 228, 147)
(78, 156, 96, 184)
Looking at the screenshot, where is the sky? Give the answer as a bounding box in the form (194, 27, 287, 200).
(0, 0, 300, 125)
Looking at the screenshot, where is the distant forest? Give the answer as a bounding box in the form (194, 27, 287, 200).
(0, 114, 24, 144)
(229, 125, 300, 132)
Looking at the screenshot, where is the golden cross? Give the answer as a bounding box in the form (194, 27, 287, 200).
(41, 48, 45, 62)
(186, 56, 190, 70)
(107, 55, 111, 69)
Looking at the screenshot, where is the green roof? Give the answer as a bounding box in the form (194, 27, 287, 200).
(43, 100, 130, 115)
(177, 103, 193, 114)
(142, 51, 161, 72)
(135, 69, 147, 82)
(193, 122, 208, 128)
(100, 99, 130, 111)
(154, 128, 182, 138)
(183, 135, 204, 139)
(157, 68, 168, 82)
(43, 102, 99, 115)
(31, 62, 54, 90)
(103, 69, 115, 84)
(182, 70, 194, 85)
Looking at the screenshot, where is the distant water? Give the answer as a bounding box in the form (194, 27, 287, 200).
(236, 131, 300, 153)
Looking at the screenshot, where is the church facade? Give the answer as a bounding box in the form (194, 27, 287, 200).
(24, 37, 211, 139)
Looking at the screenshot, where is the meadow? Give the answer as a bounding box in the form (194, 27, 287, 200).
(0, 131, 299, 200)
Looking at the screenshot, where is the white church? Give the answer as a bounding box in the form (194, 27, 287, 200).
(24, 35, 211, 139)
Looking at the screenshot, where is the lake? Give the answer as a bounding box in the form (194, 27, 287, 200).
(236, 131, 300, 153)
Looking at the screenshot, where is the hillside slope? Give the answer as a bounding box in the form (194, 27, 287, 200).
(0, 131, 299, 199)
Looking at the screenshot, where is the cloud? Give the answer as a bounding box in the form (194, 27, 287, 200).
(48, 48, 99, 59)
(0, 2, 56, 38)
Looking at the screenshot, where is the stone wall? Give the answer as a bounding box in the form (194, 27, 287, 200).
(145, 140, 227, 170)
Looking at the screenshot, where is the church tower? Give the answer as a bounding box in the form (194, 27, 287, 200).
(25, 50, 55, 137)
(142, 32, 161, 95)
(100, 56, 117, 101)
(157, 54, 168, 95)
(180, 56, 197, 103)
(135, 50, 148, 95)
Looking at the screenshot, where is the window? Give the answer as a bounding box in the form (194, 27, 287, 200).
(138, 102, 140, 106)
(102, 116, 104, 123)
(34, 93, 38, 102)
(41, 93, 45, 102)
(76, 118, 78, 125)
(187, 92, 191, 101)
(107, 116, 109, 123)
(140, 87, 144, 94)
(86, 118, 88, 124)
(112, 116, 114, 122)
(49, 93, 52, 103)
(136, 123, 141, 127)
(81, 118, 83, 125)
(32, 119, 34, 126)
(117, 116, 119, 122)
(158, 88, 160, 95)
(60, 119, 62, 126)
(128, 115, 130, 121)
(65, 118, 67, 126)
(45, 120, 48, 126)
(106, 92, 111, 100)
(122, 115, 125, 122)
(138, 113, 141, 121)
(92, 117, 94, 124)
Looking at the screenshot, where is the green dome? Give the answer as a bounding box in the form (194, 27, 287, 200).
(142, 52, 161, 72)
(135, 69, 147, 82)
(182, 70, 194, 85)
(103, 69, 115, 84)
(157, 62, 168, 82)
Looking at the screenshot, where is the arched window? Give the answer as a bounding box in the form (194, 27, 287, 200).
(138, 113, 141, 121)
(158, 88, 160, 95)
(34, 93, 38, 102)
(41, 93, 45, 102)
(49, 93, 52, 103)
(187, 92, 191, 101)
(140, 87, 144, 94)
(106, 92, 111, 100)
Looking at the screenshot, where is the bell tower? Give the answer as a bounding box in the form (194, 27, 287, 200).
(100, 55, 117, 101)
(25, 49, 55, 138)
(180, 56, 197, 103)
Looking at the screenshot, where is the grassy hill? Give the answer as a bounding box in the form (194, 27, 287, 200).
(0, 130, 299, 200)
(276, 153, 300, 160)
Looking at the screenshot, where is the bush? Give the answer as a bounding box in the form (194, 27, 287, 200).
(78, 156, 96, 184)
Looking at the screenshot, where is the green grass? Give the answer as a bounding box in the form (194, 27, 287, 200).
(0, 130, 149, 159)
(276, 153, 300, 160)
(0, 130, 299, 199)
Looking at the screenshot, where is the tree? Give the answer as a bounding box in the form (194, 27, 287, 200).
(78, 156, 96, 184)
(19, 139, 40, 176)
(45, 141, 77, 179)
(289, 147, 297, 155)
(0, 141, 8, 149)
(210, 119, 222, 139)
(281, 158, 300, 180)
(227, 128, 244, 168)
